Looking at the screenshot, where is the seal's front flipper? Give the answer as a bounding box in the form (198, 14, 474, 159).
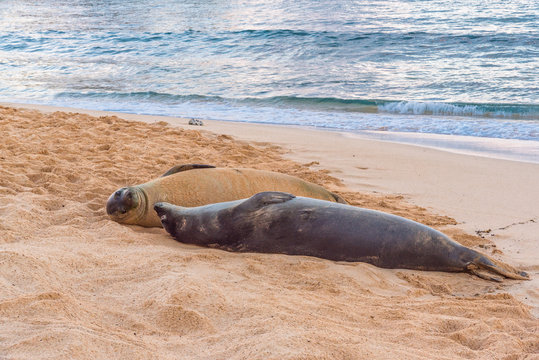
(236, 191, 296, 212)
(161, 164, 216, 177)
(252, 191, 296, 205)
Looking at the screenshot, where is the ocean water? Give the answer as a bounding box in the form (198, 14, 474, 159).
(1, 0, 538, 161)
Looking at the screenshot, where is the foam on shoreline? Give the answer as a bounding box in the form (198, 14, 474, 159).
(349, 130, 539, 164)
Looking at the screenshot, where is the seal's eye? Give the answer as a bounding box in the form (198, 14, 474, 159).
(114, 190, 122, 198)
(121, 209, 127, 214)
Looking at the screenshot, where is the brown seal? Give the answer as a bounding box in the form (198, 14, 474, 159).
(106, 164, 346, 227)
(154, 191, 529, 282)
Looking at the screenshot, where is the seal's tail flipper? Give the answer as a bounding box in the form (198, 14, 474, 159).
(467, 254, 529, 281)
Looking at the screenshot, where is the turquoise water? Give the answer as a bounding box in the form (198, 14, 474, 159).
(1, 1, 538, 148)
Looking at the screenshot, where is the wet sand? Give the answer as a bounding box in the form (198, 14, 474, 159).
(1, 104, 537, 359)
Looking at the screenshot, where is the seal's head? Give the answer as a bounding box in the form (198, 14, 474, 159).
(154, 202, 181, 235)
(106, 186, 146, 224)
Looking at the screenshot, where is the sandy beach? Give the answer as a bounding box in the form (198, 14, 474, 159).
(1, 103, 538, 359)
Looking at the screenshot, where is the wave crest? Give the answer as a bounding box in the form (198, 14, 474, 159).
(379, 101, 538, 119)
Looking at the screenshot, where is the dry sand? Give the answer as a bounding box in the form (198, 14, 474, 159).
(1, 104, 538, 359)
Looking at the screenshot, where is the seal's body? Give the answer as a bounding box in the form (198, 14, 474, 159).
(106, 165, 346, 227)
(154, 192, 528, 282)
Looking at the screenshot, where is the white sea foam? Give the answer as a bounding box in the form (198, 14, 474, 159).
(347, 131, 539, 164)
(380, 101, 486, 117)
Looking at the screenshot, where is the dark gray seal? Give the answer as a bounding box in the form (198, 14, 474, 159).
(154, 191, 529, 282)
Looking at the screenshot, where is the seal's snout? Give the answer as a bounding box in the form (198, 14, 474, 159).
(153, 203, 165, 216)
(153, 202, 168, 218)
(154, 203, 173, 228)
(107, 188, 123, 215)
